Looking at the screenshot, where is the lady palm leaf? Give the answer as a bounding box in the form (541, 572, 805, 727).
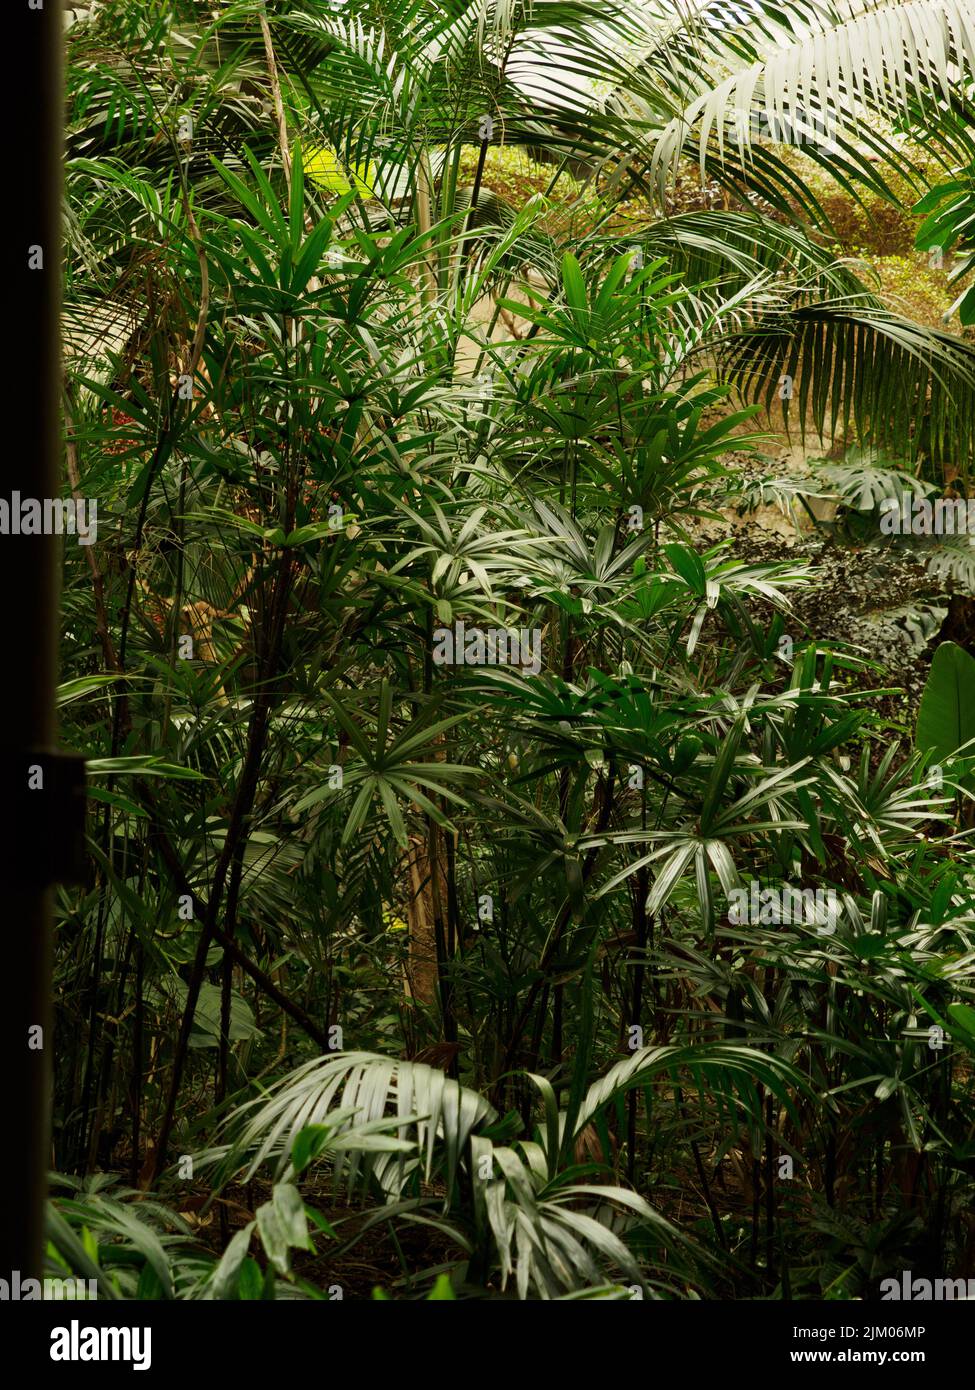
(213, 1051, 721, 1296)
(213, 1052, 498, 1194)
(474, 1153, 693, 1297)
(46, 1176, 205, 1300)
(574, 1041, 811, 1135)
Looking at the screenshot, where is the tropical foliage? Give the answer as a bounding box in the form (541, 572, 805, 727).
(49, 0, 975, 1299)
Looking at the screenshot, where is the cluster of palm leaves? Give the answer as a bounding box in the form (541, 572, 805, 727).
(50, 0, 975, 1298)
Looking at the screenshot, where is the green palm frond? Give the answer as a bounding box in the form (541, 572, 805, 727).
(212, 1052, 497, 1193)
(719, 298, 975, 462)
(574, 1041, 811, 1135)
(648, 0, 975, 191)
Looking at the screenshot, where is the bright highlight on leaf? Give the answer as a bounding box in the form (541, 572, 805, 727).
(303, 144, 376, 198)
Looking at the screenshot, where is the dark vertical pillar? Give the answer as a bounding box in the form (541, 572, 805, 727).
(0, 0, 64, 1284)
